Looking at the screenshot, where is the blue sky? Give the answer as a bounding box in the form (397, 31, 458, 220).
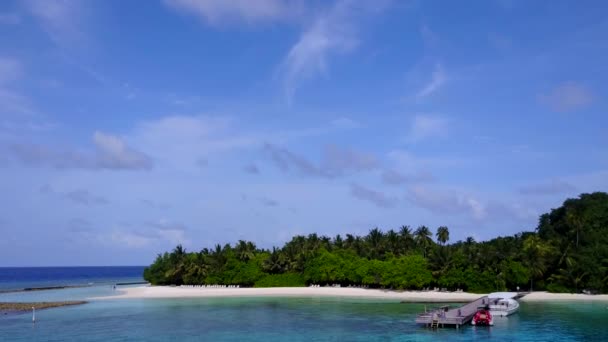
(0, 0, 606, 266)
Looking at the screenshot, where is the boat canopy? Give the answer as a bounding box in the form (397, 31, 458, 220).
(488, 292, 518, 299)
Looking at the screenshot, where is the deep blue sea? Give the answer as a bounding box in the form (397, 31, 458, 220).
(0, 267, 145, 292)
(1, 267, 608, 341)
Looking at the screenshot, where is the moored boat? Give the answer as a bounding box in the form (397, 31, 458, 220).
(488, 292, 520, 317)
(471, 307, 493, 326)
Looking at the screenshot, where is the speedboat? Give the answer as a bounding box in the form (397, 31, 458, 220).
(471, 307, 493, 326)
(488, 292, 520, 317)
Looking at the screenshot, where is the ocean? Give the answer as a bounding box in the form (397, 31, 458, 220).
(0, 266, 146, 292)
(1, 267, 608, 341)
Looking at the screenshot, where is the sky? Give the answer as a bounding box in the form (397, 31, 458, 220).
(0, 0, 607, 266)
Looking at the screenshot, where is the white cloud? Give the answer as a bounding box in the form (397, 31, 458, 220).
(164, 0, 301, 26)
(23, 0, 85, 45)
(407, 185, 486, 220)
(280, 0, 388, 102)
(416, 63, 446, 98)
(93, 132, 153, 170)
(149, 219, 191, 246)
(110, 231, 155, 248)
(131, 115, 257, 169)
(9, 132, 152, 170)
(330, 117, 360, 129)
(104, 220, 190, 248)
(407, 114, 448, 142)
(538, 82, 594, 113)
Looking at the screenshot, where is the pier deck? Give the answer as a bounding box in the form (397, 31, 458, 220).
(415, 296, 490, 328)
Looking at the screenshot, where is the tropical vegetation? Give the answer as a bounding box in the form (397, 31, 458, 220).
(144, 192, 608, 293)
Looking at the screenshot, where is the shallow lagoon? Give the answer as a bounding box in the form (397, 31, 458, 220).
(2, 289, 608, 341)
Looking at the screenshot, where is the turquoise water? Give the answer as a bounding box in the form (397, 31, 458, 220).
(2, 289, 608, 341)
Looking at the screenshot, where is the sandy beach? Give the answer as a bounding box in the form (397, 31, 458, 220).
(95, 286, 608, 302)
(96, 286, 482, 302)
(520, 291, 608, 302)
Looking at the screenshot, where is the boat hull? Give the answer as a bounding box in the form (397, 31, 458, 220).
(489, 298, 519, 317)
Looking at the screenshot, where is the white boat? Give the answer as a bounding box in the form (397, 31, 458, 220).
(488, 292, 519, 317)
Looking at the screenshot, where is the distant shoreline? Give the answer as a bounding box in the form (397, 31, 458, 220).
(94, 286, 608, 302)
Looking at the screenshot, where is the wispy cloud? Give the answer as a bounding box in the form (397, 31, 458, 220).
(381, 169, 434, 185)
(407, 185, 486, 220)
(243, 163, 260, 174)
(538, 82, 594, 113)
(416, 63, 447, 98)
(164, 0, 301, 26)
(107, 220, 190, 248)
(9, 132, 153, 170)
(40, 185, 109, 206)
(64, 189, 109, 206)
(280, 0, 388, 102)
(264, 143, 321, 176)
(66, 218, 93, 233)
(519, 179, 577, 196)
(264, 143, 378, 178)
(140, 199, 172, 210)
(0, 57, 22, 85)
(350, 183, 398, 208)
(387, 149, 463, 171)
(330, 117, 361, 129)
(23, 0, 86, 46)
(407, 114, 448, 143)
(0, 57, 38, 118)
(260, 197, 279, 207)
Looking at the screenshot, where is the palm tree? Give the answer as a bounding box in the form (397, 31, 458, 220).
(184, 253, 209, 284)
(523, 235, 552, 291)
(465, 236, 476, 245)
(235, 240, 256, 262)
(320, 236, 332, 250)
(566, 206, 584, 248)
(428, 247, 453, 279)
(333, 234, 344, 249)
(366, 228, 384, 259)
(414, 225, 434, 258)
(386, 229, 399, 255)
(436, 226, 450, 245)
(263, 247, 285, 274)
(344, 234, 356, 250)
(398, 225, 414, 253)
(549, 256, 588, 293)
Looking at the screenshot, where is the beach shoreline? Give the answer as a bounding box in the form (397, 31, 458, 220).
(91, 286, 608, 302)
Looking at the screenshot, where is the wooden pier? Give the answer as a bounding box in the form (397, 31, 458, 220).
(415, 296, 490, 329)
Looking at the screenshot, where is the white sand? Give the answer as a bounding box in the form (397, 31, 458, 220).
(94, 286, 483, 302)
(520, 291, 608, 302)
(94, 286, 608, 302)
